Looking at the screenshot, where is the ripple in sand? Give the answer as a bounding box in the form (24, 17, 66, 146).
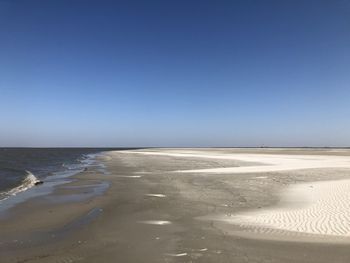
(138, 220, 172, 225)
(227, 179, 350, 237)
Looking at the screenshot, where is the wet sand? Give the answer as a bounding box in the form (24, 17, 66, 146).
(2, 148, 350, 262)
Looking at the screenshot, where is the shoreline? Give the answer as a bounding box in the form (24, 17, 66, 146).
(0, 151, 110, 215)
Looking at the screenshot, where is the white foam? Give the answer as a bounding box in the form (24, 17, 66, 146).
(1, 171, 40, 201)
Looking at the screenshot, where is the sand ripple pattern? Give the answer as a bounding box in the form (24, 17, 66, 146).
(229, 180, 350, 237)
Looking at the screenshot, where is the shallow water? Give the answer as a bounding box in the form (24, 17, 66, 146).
(0, 149, 98, 196)
(0, 148, 127, 211)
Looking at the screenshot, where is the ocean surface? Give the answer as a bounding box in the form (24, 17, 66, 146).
(0, 148, 113, 202)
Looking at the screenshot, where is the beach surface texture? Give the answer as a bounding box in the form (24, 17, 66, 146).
(2, 148, 350, 263)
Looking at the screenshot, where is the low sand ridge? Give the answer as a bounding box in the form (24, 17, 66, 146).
(123, 150, 350, 173)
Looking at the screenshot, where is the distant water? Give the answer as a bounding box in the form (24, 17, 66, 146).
(0, 148, 108, 202)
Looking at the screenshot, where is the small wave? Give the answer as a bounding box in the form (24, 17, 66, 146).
(0, 170, 40, 201)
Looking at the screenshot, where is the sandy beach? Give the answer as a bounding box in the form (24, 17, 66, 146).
(2, 148, 350, 262)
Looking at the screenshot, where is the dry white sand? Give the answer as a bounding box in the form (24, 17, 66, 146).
(138, 220, 172, 225)
(123, 150, 350, 238)
(227, 179, 350, 237)
(123, 150, 350, 173)
(145, 194, 166, 198)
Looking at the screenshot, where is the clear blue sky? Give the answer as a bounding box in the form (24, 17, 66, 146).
(1, 0, 349, 147)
